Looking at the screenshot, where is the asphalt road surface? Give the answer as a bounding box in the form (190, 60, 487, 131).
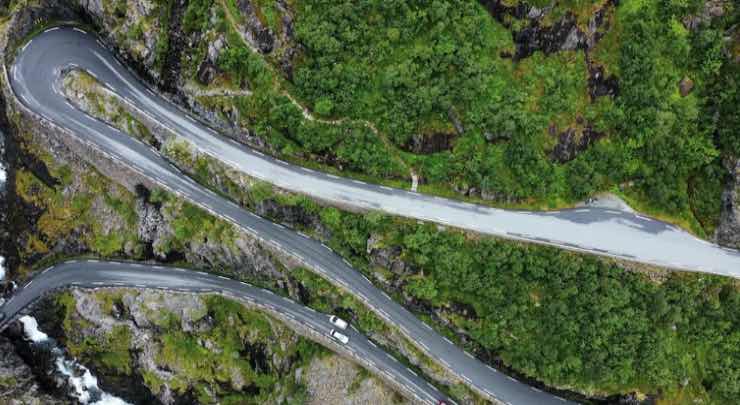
(0, 260, 452, 404)
(8, 27, 578, 405)
(13, 27, 740, 278)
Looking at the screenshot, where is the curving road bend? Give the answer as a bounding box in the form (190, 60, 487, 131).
(13, 29, 740, 278)
(0, 260, 450, 404)
(10, 27, 574, 405)
(18, 28, 740, 277)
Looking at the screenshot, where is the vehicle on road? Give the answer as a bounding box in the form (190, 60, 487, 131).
(329, 315, 348, 329)
(330, 329, 349, 344)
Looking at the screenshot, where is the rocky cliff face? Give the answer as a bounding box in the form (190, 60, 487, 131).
(47, 288, 403, 405)
(0, 335, 67, 405)
(78, 0, 167, 81)
(717, 158, 740, 248)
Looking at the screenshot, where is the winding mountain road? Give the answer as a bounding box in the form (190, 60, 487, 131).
(6, 27, 578, 405)
(8, 23, 740, 404)
(16, 28, 740, 278)
(0, 260, 450, 404)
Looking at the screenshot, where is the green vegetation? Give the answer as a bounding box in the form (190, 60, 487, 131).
(65, 64, 156, 146)
(15, 2, 739, 403)
(57, 291, 322, 404)
(153, 0, 174, 71)
(157, 123, 740, 403)
(319, 212, 740, 403)
(172, 0, 740, 237)
(55, 292, 133, 375)
(14, 161, 142, 262)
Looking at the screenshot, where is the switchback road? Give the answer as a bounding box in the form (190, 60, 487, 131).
(0, 260, 449, 404)
(8, 27, 574, 404)
(14, 27, 740, 279)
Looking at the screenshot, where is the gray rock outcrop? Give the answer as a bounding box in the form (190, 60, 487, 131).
(0, 336, 67, 405)
(717, 158, 740, 248)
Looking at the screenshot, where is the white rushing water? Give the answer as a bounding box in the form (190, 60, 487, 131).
(0, 162, 6, 185)
(19, 315, 49, 342)
(0, 255, 6, 281)
(19, 316, 131, 404)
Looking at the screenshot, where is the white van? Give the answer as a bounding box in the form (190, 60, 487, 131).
(330, 329, 349, 344)
(329, 315, 348, 329)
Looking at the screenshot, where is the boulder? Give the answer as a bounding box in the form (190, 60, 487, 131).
(366, 234, 409, 275)
(236, 0, 276, 53)
(679, 77, 694, 97)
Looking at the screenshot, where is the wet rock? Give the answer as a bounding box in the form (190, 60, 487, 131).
(561, 26, 584, 51)
(513, 12, 588, 60)
(196, 36, 225, 85)
(550, 126, 605, 163)
(275, 0, 301, 80)
(683, 0, 727, 30)
(0, 335, 67, 404)
(480, 0, 616, 60)
(366, 234, 409, 276)
(679, 77, 694, 97)
(78, 0, 163, 76)
(402, 132, 456, 154)
(135, 193, 166, 244)
(587, 62, 619, 99)
(478, 0, 530, 24)
(256, 198, 317, 229)
(236, 0, 276, 53)
(717, 158, 740, 249)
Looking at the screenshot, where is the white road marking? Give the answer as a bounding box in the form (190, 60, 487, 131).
(73, 28, 86, 34)
(45, 27, 60, 32)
